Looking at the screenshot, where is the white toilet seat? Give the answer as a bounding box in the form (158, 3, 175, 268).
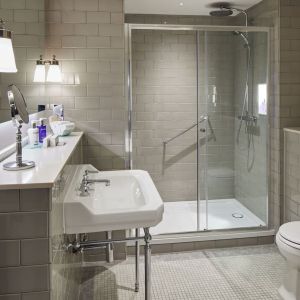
(278, 233, 300, 250)
(279, 221, 300, 247)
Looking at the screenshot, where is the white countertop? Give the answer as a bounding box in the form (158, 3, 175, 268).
(0, 132, 83, 190)
(284, 127, 300, 134)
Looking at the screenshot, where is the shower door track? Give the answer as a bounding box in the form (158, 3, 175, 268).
(127, 24, 270, 32)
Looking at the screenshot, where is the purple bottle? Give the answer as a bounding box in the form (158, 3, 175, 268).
(38, 118, 47, 143)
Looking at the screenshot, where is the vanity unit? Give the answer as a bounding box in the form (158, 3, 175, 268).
(0, 132, 83, 300)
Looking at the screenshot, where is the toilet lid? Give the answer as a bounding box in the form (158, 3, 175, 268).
(279, 221, 300, 245)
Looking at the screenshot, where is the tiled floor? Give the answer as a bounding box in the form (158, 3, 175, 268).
(151, 199, 266, 235)
(79, 244, 286, 300)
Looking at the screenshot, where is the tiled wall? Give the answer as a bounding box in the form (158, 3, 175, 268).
(127, 1, 281, 229)
(131, 29, 198, 202)
(245, 0, 280, 228)
(246, 0, 300, 227)
(284, 129, 300, 221)
(233, 31, 269, 223)
(51, 163, 82, 300)
(130, 21, 236, 203)
(44, 0, 126, 171)
(0, 141, 82, 300)
(202, 31, 236, 200)
(280, 0, 300, 223)
(0, 189, 50, 299)
(0, 0, 45, 122)
(0, 0, 126, 171)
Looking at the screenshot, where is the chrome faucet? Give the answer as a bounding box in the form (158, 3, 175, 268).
(79, 170, 110, 196)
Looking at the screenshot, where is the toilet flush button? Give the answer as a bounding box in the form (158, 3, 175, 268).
(279, 221, 300, 245)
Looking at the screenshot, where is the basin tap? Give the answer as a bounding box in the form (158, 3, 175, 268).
(79, 169, 110, 196)
(86, 179, 110, 186)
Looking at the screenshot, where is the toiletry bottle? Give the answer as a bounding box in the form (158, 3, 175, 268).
(28, 120, 39, 146)
(38, 118, 47, 143)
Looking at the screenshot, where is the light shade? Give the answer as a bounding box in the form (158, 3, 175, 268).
(33, 64, 46, 82)
(0, 37, 17, 73)
(46, 64, 62, 82)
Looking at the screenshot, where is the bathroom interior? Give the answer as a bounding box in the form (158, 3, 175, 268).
(0, 0, 300, 299)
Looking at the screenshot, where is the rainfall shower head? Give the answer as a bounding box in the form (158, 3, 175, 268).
(209, 9, 233, 17)
(208, 2, 248, 26)
(209, 2, 234, 17)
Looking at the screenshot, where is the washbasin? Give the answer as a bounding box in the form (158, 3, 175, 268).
(64, 165, 164, 234)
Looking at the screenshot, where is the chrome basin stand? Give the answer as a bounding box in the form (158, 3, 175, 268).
(135, 228, 140, 292)
(66, 227, 152, 300)
(144, 228, 152, 300)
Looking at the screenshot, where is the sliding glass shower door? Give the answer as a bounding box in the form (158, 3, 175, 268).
(198, 30, 269, 231)
(130, 29, 199, 234)
(128, 25, 269, 235)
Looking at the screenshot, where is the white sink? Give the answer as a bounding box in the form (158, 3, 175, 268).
(64, 165, 164, 234)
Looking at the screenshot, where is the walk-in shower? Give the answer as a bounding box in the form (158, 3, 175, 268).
(126, 24, 269, 236)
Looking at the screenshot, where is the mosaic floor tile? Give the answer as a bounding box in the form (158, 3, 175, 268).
(79, 244, 286, 300)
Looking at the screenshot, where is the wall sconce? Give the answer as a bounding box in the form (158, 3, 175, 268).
(33, 55, 62, 83)
(0, 19, 17, 73)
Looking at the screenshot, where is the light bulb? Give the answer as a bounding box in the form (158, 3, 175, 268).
(46, 64, 62, 82)
(0, 37, 17, 73)
(33, 64, 46, 82)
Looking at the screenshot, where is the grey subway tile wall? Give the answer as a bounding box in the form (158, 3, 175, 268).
(233, 31, 268, 223)
(284, 130, 300, 221)
(0, 0, 126, 171)
(0, 190, 50, 298)
(131, 29, 199, 202)
(280, 0, 300, 223)
(243, 0, 281, 230)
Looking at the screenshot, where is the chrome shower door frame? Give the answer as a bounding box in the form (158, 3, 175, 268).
(125, 23, 271, 234)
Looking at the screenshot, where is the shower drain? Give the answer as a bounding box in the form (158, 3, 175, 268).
(232, 213, 244, 219)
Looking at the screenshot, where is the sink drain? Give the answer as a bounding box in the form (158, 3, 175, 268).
(232, 213, 244, 219)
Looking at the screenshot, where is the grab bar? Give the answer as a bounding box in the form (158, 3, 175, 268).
(163, 115, 208, 145)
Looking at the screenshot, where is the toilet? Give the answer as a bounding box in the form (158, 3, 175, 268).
(276, 221, 300, 300)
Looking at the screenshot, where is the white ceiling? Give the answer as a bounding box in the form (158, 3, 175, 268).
(124, 0, 262, 16)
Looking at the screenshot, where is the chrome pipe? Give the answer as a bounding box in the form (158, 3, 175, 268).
(144, 228, 152, 300)
(135, 228, 140, 292)
(72, 236, 144, 250)
(106, 231, 114, 263)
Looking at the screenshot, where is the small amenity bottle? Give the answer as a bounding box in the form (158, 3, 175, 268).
(28, 120, 39, 146)
(38, 118, 47, 143)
